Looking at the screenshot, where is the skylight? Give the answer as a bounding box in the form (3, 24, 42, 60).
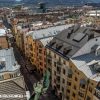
(73, 33, 86, 42)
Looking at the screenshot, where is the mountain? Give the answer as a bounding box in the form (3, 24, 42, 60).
(0, 0, 100, 7)
(21, 0, 100, 6)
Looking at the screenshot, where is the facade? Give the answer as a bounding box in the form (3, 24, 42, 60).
(25, 25, 72, 75)
(46, 24, 100, 100)
(15, 26, 29, 54)
(0, 28, 9, 49)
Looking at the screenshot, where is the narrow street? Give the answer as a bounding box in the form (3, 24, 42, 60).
(12, 43, 38, 94)
(3, 18, 58, 100)
(12, 43, 58, 100)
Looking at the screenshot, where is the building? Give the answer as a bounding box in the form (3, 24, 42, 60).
(46, 24, 100, 100)
(0, 48, 29, 100)
(0, 28, 9, 49)
(25, 24, 72, 75)
(70, 42, 100, 100)
(86, 10, 100, 17)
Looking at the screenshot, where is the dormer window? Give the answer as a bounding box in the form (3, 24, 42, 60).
(91, 45, 99, 53)
(49, 41, 56, 46)
(96, 46, 100, 56)
(63, 46, 72, 55)
(56, 43, 63, 50)
(89, 62, 100, 72)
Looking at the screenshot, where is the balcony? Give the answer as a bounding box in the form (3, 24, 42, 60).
(47, 58, 52, 65)
(56, 67, 61, 75)
(47, 54, 52, 59)
(57, 61, 62, 66)
(94, 88, 100, 99)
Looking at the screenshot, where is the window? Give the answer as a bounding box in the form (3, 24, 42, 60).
(59, 57, 61, 62)
(0, 75, 3, 80)
(44, 51, 46, 55)
(72, 92, 76, 98)
(67, 82, 71, 86)
(10, 74, 13, 78)
(54, 62, 56, 67)
(39, 44, 42, 48)
(68, 73, 72, 78)
(68, 69, 73, 78)
(74, 85, 76, 90)
(40, 62, 43, 66)
(54, 54, 56, 58)
(62, 78, 65, 83)
(39, 56, 42, 60)
(57, 67, 61, 72)
(78, 92, 84, 97)
(57, 76, 60, 82)
(63, 69, 65, 75)
(80, 79, 86, 89)
(86, 96, 91, 100)
(47, 59, 52, 64)
(75, 77, 77, 81)
(67, 89, 70, 93)
(63, 60, 66, 65)
(54, 79, 56, 83)
(80, 84, 85, 89)
(57, 85, 60, 89)
(89, 87, 92, 93)
(39, 49, 42, 53)
(62, 87, 64, 92)
(66, 96, 69, 100)
(54, 71, 56, 75)
(29, 44, 33, 51)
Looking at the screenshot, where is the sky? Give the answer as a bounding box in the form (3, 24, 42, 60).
(16, 0, 21, 1)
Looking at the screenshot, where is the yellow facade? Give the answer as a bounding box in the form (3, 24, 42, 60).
(46, 48, 99, 100)
(24, 35, 46, 75)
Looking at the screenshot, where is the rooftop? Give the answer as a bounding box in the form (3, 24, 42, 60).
(0, 76, 27, 100)
(46, 24, 100, 59)
(0, 28, 6, 36)
(0, 48, 20, 73)
(71, 52, 100, 82)
(40, 37, 53, 46)
(26, 24, 73, 40)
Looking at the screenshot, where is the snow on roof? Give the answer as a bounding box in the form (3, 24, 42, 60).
(26, 24, 73, 40)
(71, 52, 100, 82)
(0, 48, 20, 73)
(0, 29, 6, 36)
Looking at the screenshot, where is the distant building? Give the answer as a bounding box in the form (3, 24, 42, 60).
(86, 10, 100, 17)
(37, 2, 47, 13)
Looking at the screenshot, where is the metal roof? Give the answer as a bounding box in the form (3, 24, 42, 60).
(0, 76, 27, 100)
(26, 24, 73, 40)
(0, 29, 6, 36)
(71, 52, 100, 82)
(46, 24, 100, 59)
(0, 48, 20, 73)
